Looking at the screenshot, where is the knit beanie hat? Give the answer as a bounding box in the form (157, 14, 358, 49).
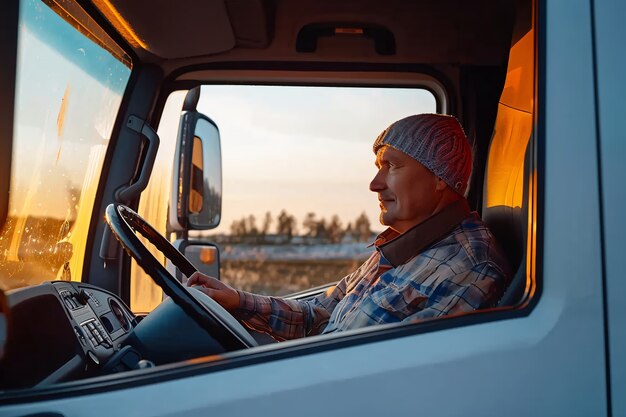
(372, 114, 472, 195)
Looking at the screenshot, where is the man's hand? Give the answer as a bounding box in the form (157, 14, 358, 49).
(186, 272, 240, 311)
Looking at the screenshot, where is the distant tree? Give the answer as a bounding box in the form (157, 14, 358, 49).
(344, 222, 353, 239)
(261, 211, 272, 237)
(276, 210, 297, 242)
(246, 214, 259, 237)
(327, 215, 344, 243)
(314, 218, 328, 241)
(230, 218, 247, 241)
(302, 212, 317, 238)
(354, 212, 372, 242)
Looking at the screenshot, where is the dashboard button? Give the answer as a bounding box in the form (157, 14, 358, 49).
(74, 327, 87, 346)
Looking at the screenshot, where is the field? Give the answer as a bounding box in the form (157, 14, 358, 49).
(217, 242, 372, 296)
(220, 258, 365, 296)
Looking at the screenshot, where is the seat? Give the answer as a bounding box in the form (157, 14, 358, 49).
(483, 137, 532, 306)
(481, 26, 535, 307)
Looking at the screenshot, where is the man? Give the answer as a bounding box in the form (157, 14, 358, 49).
(188, 114, 511, 341)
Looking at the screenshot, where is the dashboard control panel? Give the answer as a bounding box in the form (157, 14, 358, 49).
(52, 282, 135, 367)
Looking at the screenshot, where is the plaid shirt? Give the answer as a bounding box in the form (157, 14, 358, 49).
(233, 205, 511, 341)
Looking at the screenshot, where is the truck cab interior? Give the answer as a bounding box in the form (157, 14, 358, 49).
(0, 0, 537, 393)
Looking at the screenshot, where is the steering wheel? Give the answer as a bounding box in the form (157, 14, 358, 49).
(104, 203, 256, 350)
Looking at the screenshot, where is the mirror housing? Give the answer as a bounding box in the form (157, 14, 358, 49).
(166, 240, 220, 283)
(170, 94, 222, 231)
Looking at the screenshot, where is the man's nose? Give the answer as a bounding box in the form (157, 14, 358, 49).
(369, 169, 386, 192)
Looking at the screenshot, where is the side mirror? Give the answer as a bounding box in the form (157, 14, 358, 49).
(170, 90, 222, 231)
(166, 240, 220, 283)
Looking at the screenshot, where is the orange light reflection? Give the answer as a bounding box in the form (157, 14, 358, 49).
(91, 0, 148, 49)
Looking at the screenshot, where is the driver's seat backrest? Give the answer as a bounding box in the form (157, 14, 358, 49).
(482, 26, 535, 307)
(483, 133, 531, 306)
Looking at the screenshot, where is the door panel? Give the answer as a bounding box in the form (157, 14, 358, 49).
(593, 0, 626, 414)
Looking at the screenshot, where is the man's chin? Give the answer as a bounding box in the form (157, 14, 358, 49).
(380, 214, 405, 233)
(379, 213, 393, 227)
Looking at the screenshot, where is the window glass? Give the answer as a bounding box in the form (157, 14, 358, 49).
(131, 85, 436, 311)
(198, 85, 436, 296)
(0, 0, 131, 290)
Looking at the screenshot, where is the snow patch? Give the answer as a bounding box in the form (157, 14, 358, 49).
(220, 242, 373, 261)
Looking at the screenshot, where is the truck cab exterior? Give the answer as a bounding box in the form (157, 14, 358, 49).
(0, 0, 625, 416)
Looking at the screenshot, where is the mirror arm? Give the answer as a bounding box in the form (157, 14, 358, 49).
(182, 86, 200, 112)
(115, 115, 160, 203)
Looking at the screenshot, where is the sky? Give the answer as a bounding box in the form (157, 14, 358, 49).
(9, 0, 437, 237)
(10, 1, 130, 221)
(194, 85, 436, 234)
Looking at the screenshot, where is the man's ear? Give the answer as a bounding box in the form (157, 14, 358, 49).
(435, 177, 448, 192)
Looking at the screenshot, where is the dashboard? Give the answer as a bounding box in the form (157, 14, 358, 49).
(0, 279, 244, 391)
(0, 281, 136, 389)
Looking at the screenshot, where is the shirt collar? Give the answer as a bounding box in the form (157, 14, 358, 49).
(372, 199, 471, 267)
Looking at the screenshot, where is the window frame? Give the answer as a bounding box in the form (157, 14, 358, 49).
(0, 0, 18, 231)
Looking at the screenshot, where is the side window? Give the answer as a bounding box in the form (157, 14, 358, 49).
(130, 85, 436, 311)
(198, 85, 436, 296)
(0, 0, 131, 291)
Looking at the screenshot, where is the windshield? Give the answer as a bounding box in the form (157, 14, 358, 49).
(0, 0, 132, 290)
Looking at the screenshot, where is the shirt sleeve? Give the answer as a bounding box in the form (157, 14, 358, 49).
(232, 283, 344, 341)
(402, 261, 506, 322)
(231, 254, 379, 341)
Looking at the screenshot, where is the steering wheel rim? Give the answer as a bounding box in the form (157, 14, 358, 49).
(104, 203, 254, 350)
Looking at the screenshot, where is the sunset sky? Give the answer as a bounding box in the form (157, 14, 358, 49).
(195, 85, 436, 234)
(11, 11, 436, 237)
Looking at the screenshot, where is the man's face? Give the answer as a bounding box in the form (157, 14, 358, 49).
(370, 145, 442, 233)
